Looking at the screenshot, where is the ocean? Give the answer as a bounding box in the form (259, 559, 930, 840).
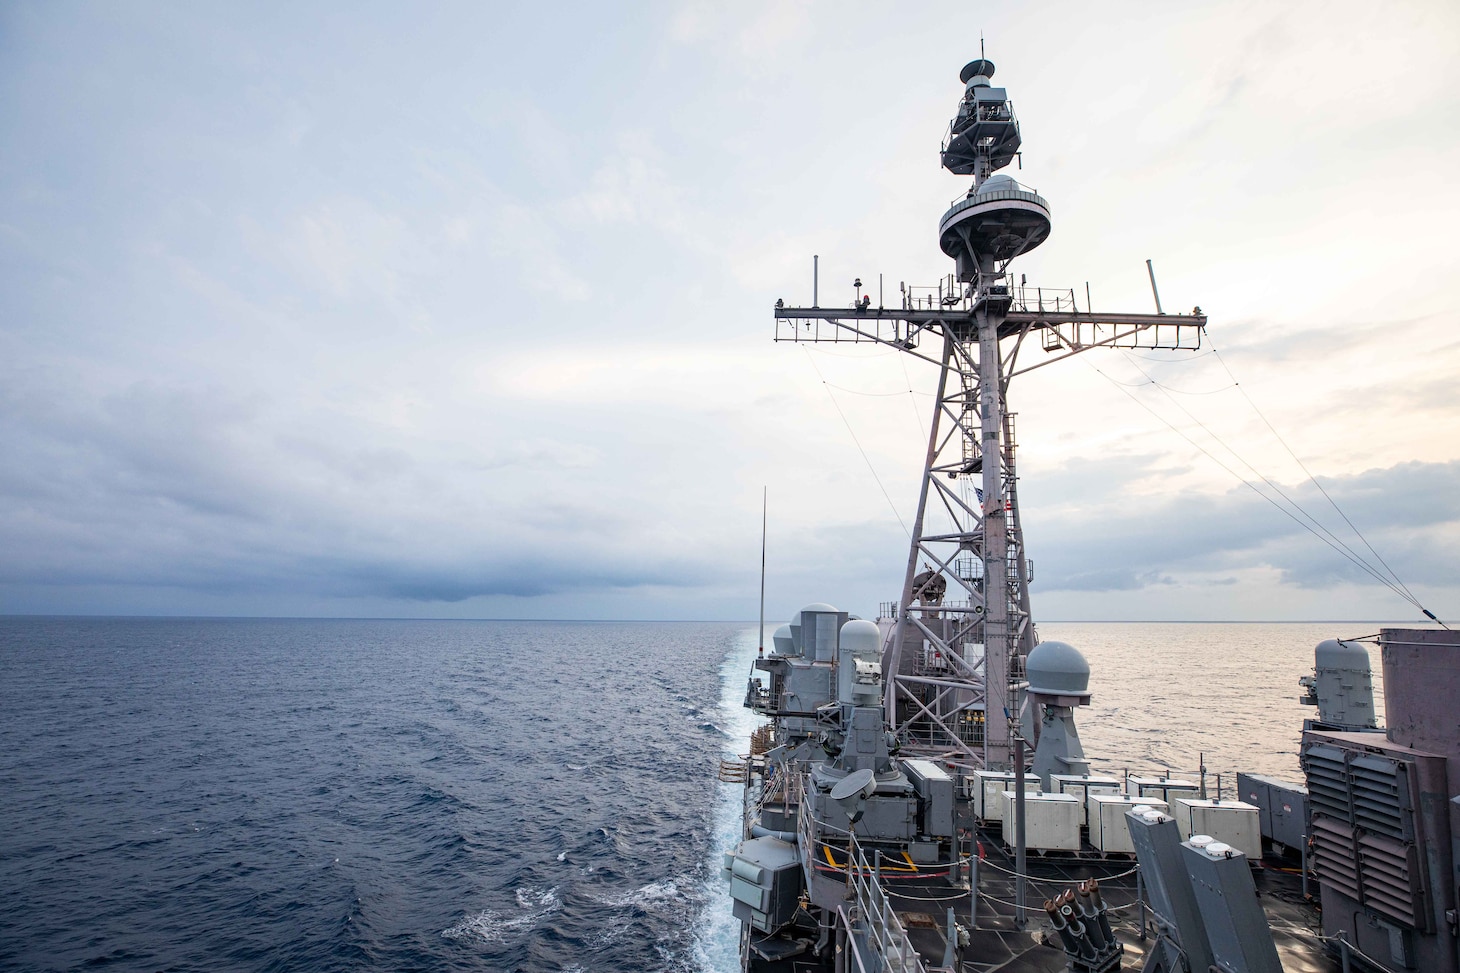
(0, 617, 1383, 971)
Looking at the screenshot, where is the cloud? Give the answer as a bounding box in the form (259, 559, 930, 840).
(0, 370, 725, 605)
(1023, 459, 1460, 595)
(2, 2, 1459, 621)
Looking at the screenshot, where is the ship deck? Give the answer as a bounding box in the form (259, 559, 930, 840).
(877, 833, 1337, 973)
(745, 838, 1337, 973)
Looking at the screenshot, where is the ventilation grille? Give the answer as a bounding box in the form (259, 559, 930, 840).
(1302, 739, 1428, 931)
(1310, 815, 1360, 899)
(1358, 832, 1422, 927)
(1304, 743, 1351, 819)
(1350, 755, 1408, 840)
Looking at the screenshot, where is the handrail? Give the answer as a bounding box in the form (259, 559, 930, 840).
(791, 771, 926, 973)
(845, 831, 928, 973)
(943, 187, 1048, 214)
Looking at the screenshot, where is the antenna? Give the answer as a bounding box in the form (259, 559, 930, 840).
(758, 487, 767, 656)
(1146, 258, 1165, 315)
(772, 51, 1206, 772)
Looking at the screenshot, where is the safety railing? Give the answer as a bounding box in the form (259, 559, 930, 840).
(844, 833, 928, 973)
(790, 774, 926, 973)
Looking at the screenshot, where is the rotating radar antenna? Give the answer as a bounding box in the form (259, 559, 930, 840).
(773, 56, 1207, 771)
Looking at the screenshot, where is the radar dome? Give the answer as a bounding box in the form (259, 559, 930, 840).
(840, 619, 880, 657)
(1025, 640, 1091, 696)
(977, 174, 1022, 195)
(772, 625, 793, 654)
(800, 602, 838, 614)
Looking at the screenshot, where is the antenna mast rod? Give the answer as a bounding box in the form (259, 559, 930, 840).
(1146, 258, 1164, 315)
(758, 487, 767, 653)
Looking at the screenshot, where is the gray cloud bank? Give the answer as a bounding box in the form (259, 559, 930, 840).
(1022, 456, 1460, 595)
(0, 375, 717, 610)
(4, 4, 1458, 620)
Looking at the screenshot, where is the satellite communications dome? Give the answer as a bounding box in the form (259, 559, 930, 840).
(772, 625, 793, 654)
(1025, 640, 1091, 696)
(800, 602, 838, 614)
(978, 174, 1021, 196)
(839, 619, 880, 657)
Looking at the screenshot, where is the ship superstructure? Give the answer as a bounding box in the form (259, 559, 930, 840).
(723, 51, 1460, 973)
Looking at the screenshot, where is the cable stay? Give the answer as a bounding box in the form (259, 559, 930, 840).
(1201, 330, 1440, 623)
(1116, 349, 1397, 582)
(801, 346, 911, 539)
(819, 381, 916, 398)
(897, 351, 926, 445)
(1085, 354, 1445, 627)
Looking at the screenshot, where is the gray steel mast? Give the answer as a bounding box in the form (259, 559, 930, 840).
(773, 57, 1206, 770)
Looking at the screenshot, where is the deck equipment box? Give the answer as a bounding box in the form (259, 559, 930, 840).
(1172, 798, 1262, 859)
(1089, 794, 1169, 854)
(1001, 791, 1081, 852)
(1128, 775, 1200, 805)
(971, 769, 1039, 821)
(1236, 772, 1308, 852)
(1051, 773, 1121, 826)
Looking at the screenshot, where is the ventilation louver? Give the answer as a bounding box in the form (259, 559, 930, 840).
(1301, 740, 1427, 930)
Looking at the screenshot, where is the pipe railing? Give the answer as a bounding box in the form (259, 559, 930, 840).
(844, 833, 928, 973)
(790, 774, 926, 973)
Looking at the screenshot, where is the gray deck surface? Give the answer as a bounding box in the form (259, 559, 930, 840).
(745, 833, 1336, 972)
(884, 832, 1335, 972)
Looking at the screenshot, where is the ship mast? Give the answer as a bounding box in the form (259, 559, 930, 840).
(773, 56, 1206, 770)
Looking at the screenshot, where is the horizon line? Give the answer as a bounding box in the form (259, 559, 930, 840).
(0, 613, 1429, 626)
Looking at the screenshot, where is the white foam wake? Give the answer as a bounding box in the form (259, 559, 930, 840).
(589, 877, 683, 910)
(691, 626, 766, 973)
(441, 885, 560, 945)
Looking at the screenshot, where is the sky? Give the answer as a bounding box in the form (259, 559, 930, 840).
(2, 1, 1458, 623)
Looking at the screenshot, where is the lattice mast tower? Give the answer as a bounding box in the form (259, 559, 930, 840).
(773, 57, 1205, 770)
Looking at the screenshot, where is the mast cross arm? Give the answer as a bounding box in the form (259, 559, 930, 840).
(772, 305, 1206, 328)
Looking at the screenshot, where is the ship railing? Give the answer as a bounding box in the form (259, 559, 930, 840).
(790, 775, 925, 973)
(941, 103, 1019, 151)
(1010, 284, 1077, 315)
(743, 761, 795, 840)
(944, 184, 1045, 211)
(902, 280, 1079, 317)
(745, 689, 807, 715)
(843, 832, 927, 973)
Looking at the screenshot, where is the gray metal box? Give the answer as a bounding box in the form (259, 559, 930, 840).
(1174, 799, 1262, 859)
(1128, 775, 1200, 805)
(1001, 791, 1080, 852)
(1051, 773, 1122, 826)
(810, 788, 916, 841)
(1089, 794, 1168, 853)
(1237, 772, 1308, 851)
(1181, 838, 1282, 973)
(905, 758, 955, 837)
(970, 769, 1038, 821)
(725, 836, 802, 934)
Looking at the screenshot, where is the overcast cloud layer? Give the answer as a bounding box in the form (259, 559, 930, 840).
(2, 1, 1458, 622)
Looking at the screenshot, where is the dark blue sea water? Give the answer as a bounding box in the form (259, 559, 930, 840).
(0, 618, 754, 973)
(0, 616, 1377, 972)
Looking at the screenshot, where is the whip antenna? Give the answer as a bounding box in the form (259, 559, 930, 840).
(758, 487, 767, 656)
